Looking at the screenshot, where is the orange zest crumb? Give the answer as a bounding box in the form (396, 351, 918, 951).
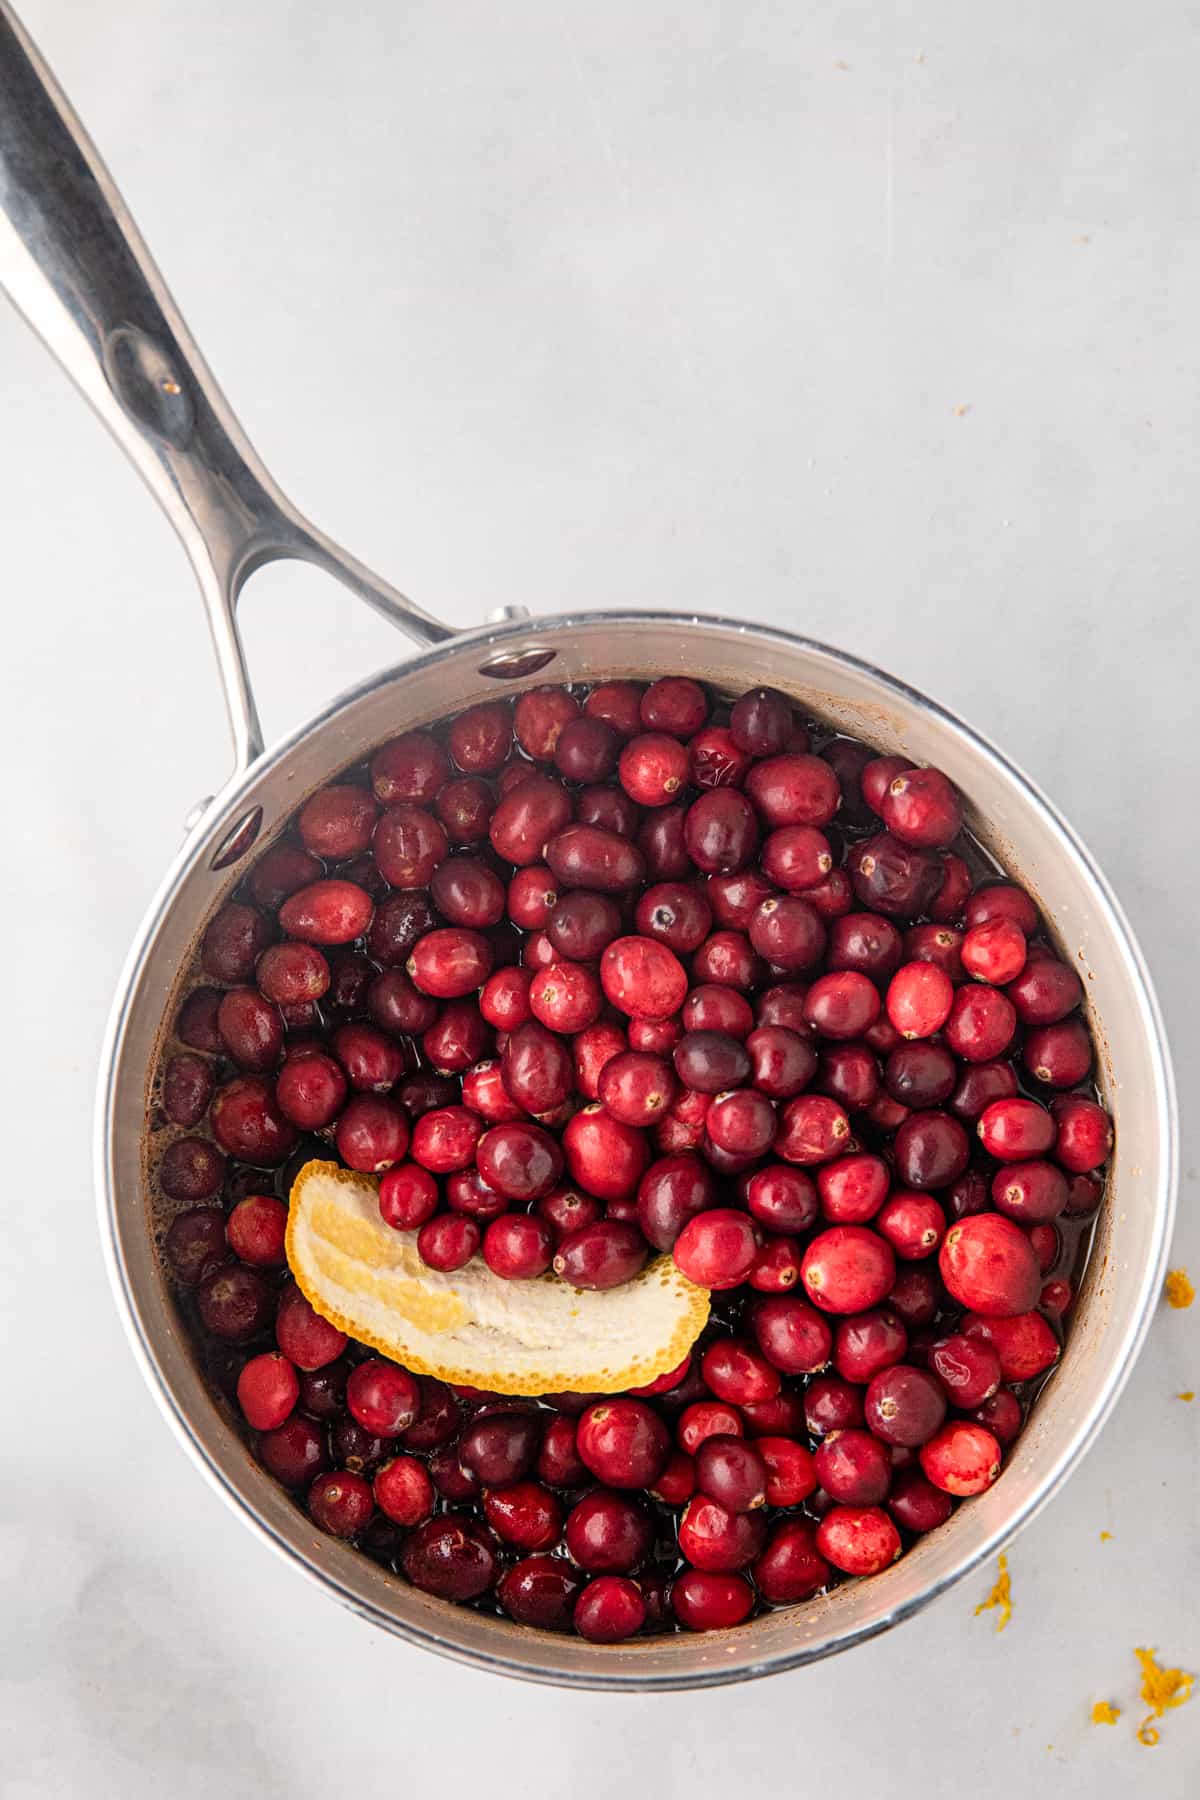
(1164, 1269, 1195, 1309)
(1100, 1530, 1113, 1542)
(1177, 1391, 1194, 1403)
(1134, 1647, 1195, 1746)
(974, 1554, 1012, 1631)
(954, 403, 971, 417)
(1091, 1701, 1120, 1726)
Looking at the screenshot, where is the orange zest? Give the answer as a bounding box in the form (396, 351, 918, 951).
(1134, 1647, 1195, 1746)
(1164, 1269, 1195, 1310)
(973, 1554, 1012, 1632)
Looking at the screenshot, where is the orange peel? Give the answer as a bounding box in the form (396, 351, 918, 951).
(285, 1160, 710, 1396)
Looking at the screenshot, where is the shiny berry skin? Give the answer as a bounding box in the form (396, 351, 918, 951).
(635, 1152, 715, 1251)
(893, 1111, 970, 1190)
(757, 1437, 818, 1507)
(275, 1283, 347, 1369)
(480, 1480, 562, 1552)
(864, 1365, 947, 1447)
(701, 1338, 781, 1405)
(887, 1468, 954, 1533)
(827, 911, 903, 980)
(706, 1088, 776, 1157)
(309, 1471, 375, 1539)
(749, 1234, 803, 1292)
(1049, 1094, 1113, 1172)
(639, 676, 708, 737)
(1007, 953, 1083, 1026)
(482, 1213, 555, 1280)
(939, 1213, 1042, 1316)
(776, 1093, 851, 1165)
(407, 928, 493, 999)
(930, 1333, 1001, 1406)
(671, 1569, 754, 1630)
(402, 1515, 501, 1601)
(678, 1494, 767, 1570)
(577, 1399, 670, 1489)
(237, 1352, 299, 1430)
(880, 766, 962, 849)
(373, 1455, 436, 1526)
(599, 936, 687, 1020)
(616, 731, 687, 807)
(745, 752, 840, 829)
(919, 1421, 1002, 1495)
(804, 1375, 865, 1437)
(962, 1309, 1061, 1381)
(677, 1400, 744, 1455)
(887, 962, 954, 1040)
(583, 681, 643, 737)
(497, 1554, 584, 1630)
(695, 1436, 768, 1512)
(816, 1506, 901, 1575)
(416, 1213, 481, 1272)
(964, 883, 1039, 936)
(991, 1159, 1069, 1224)
(598, 1051, 677, 1126)
(744, 1164, 818, 1234)
(488, 774, 572, 866)
(752, 1518, 830, 1604)
(258, 1414, 328, 1488)
(564, 1488, 654, 1572)
(672, 1208, 760, 1290)
(553, 716, 620, 783)
(552, 1219, 649, 1289)
(832, 1308, 907, 1383)
(803, 970, 881, 1041)
(1022, 1017, 1092, 1088)
(884, 1265, 942, 1329)
(563, 1105, 651, 1201)
(961, 916, 1027, 985)
(346, 1361, 420, 1436)
(875, 1191, 945, 1260)
(949, 1057, 1018, 1121)
(749, 895, 827, 972)
(573, 1575, 646, 1642)
(814, 1428, 892, 1504)
(730, 687, 793, 755)
(903, 923, 964, 980)
(750, 1294, 834, 1373)
(817, 1153, 890, 1225)
(978, 1096, 1056, 1160)
(847, 833, 943, 919)
(515, 686, 581, 760)
(683, 985, 755, 1037)
(801, 1226, 896, 1314)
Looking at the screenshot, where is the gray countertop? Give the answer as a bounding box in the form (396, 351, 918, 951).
(1, 2, 1196, 1792)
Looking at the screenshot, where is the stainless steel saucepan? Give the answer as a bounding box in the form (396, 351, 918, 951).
(0, 4, 1176, 1689)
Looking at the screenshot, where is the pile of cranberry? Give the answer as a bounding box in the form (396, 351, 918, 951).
(155, 675, 1112, 1640)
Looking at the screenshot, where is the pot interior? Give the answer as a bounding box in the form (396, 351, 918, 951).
(101, 611, 1174, 1688)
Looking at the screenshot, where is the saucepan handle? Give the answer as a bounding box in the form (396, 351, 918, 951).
(0, 3, 452, 773)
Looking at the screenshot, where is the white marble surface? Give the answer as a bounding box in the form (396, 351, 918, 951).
(1, 2, 1197, 1793)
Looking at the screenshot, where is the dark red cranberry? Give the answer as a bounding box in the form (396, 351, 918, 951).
(256, 942, 330, 1006)
(671, 1569, 754, 1630)
(893, 1111, 970, 1189)
(706, 869, 775, 931)
(600, 937, 688, 1021)
(545, 895, 620, 965)
(802, 971, 881, 1041)
(449, 700, 513, 773)
(630, 1014, 684, 1055)
(402, 1515, 500, 1601)
(749, 895, 826, 972)
(864, 1364, 947, 1447)
(475, 1120, 563, 1200)
(875, 1191, 945, 1261)
(761, 824, 833, 894)
(730, 686, 793, 755)
(393, 1377, 458, 1452)
(489, 774, 573, 866)
(226, 1193, 288, 1267)
(886, 1264, 942, 1328)
(748, 1234, 802, 1291)
(258, 1414, 328, 1487)
(480, 1481, 562, 1552)
(960, 915, 1026, 985)
(565, 1488, 654, 1571)
(637, 804, 691, 880)
(749, 1294, 833, 1374)
(458, 1410, 542, 1485)
(427, 1443, 480, 1502)
(515, 685, 581, 761)
(536, 1414, 588, 1487)
(506, 865, 558, 929)
(197, 1263, 271, 1341)
(576, 783, 642, 838)
(964, 882, 1039, 936)
(546, 823, 645, 894)
(679, 1494, 767, 1571)
(416, 1213, 480, 1271)
(370, 731, 450, 803)
(176, 986, 224, 1053)
(594, 1052, 674, 1129)
(949, 1058, 1018, 1121)
(861, 755, 910, 814)
(277, 878, 374, 945)
(929, 1332, 1001, 1406)
(683, 791, 758, 875)
(159, 1135, 225, 1202)
(529, 961, 603, 1034)
(701, 1338, 781, 1405)
(553, 716, 619, 783)
(571, 1021, 626, 1101)
(1007, 953, 1083, 1026)
(577, 1399, 670, 1488)
(635, 1152, 715, 1250)
(744, 1164, 818, 1233)
(962, 1310, 1061, 1381)
(970, 1386, 1024, 1446)
(1063, 1170, 1104, 1217)
(677, 1400, 745, 1454)
(435, 777, 493, 843)
(574, 1576, 646, 1642)
(462, 1059, 526, 1123)
(803, 1375, 864, 1437)
(430, 856, 505, 929)
(584, 680, 644, 738)
(1026, 1221, 1062, 1273)
(407, 927, 493, 999)
(832, 1307, 907, 1382)
(275, 1282, 347, 1369)
(274, 1052, 346, 1129)
(814, 1428, 892, 1505)
(201, 902, 270, 984)
(706, 1088, 776, 1157)
(1050, 1094, 1113, 1172)
(334, 1094, 410, 1172)
(346, 1360, 420, 1437)
(638, 676, 707, 737)
(445, 1168, 508, 1220)
(164, 1207, 227, 1285)
(1022, 1017, 1092, 1088)
(944, 1168, 989, 1220)
(482, 1212, 555, 1279)
(884, 1041, 956, 1109)
(682, 984, 755, 1037)
(248, 842, 322, 911)
(691, 930, 762, 988)
(694, 1435, 768, 1514)
(364, 891, 434, 967)
(324, 948, 372, 1014)
(888, 1467, 954, 1533)
(847, 833, 942, 919)
(330, 1022, 405, 1093)
(297, 783, 377, 860)
(211, 1077, 298, 1164)
(816, 1042, 882, 1112)
(745, 753, 840, 829)
(903, 923, 965, 980)
(827, 911, 903, 980)
(776, 1093, 851, 1164)
(671, 1033, 749, 1099)
(502, 1020, 573, 1111)
(687, 724, 751, 790)
(880, 766, 961, 849)
(802, 1226, 895, 1314)
(939, 1214, 1042, 1316)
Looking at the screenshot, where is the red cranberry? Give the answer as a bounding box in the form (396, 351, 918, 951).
(671, 1569, 754, 1630)
(827, 911, 903, 980)
(562, 1106, 650, 1201)
(816, 1505, 901, 1575)
(637, 803, 691, 880)
(553, 716, 619, 783)
(506, 865, 558, 930)
(805, 866, 854, 919)
(416, 1213, 480, 1271)
(247, 841, 322, 911)
(741, 1026, 816, 1101)
(334, 1094, 409, 1172)
(276, 878, 373, 946)
(888, 1467, 954, 1533)
(682, 986, 755, 1039)
(967, 1387, 1022, 1447)
(802, 1226, 896, 1314)
(687, 724, 751, 790)
(886, 1264, 942, 1328)
(885, 1042, 957, 1110)
(847, 832, 943, 919)
(991, 1159, 1069, 1223)
(682, 791, 758, 876)
(1023, 1017, 1092, 1087)
(255, 942, 330, 1007)
(501, 1019, 573, 1113)
(159, 1135, 225, 1202)
(960, 915, 1026, 985)
(817, 1152, 889, 1225)
(258, 1414, 328, 1487)
(949, 1058, 1018, 1121)
(489, 774, 572, 865)
(462, 1059, 526, 1123)
(294, 783, 375, 860)
(176, 987, 224, 1053)
(211, 1076, 298, 1164)
(749, 1294, 833, 1373)
(372, 1454, 435, 1527)
(201, 902, 270, 984)
(701, 1338, 781, 1405)
(638, 676, 707, 737)
(514, 685, 581, 761)
(879, 766, 961, 849)
(237, 1351, 299, 1430)
(346, 1360, 419, 1436)
(573, 1575, 646, 1642)
(963, 1309, 1060, 1381)
(961, 882, 1036, 936)
(598, 936, 687, 1021)
(457, 1409, 541, 1485)
(565, 1488, 654, 1571)
(436, 775, 498, 845)
(930, 1332, 1001, 1406)
(1040, 1276, 1072, 1317)
(533, 1414, 585, 1487)
(745, 1164, 818, 1233)
(776, 1093, 851, 1164)
(635, 1152, 716, 1250)
(705, 1088, 776, 1157)
(165, 1207, 227, 1285)
(944, 1169, 989, 1220)
(550, 1218, 647, 1288)
(1063, 1170, 1103, 1217)
(817, 1043, 882, 1112)
(875, 1191, 945, 1260)
(977, 1096, 1055, 1161)
(197, 1263, 271, 1341)
(428, 1445, 481, 1502)
(275, 1283, 347, 1369)
(705, 870, 774, 932)
(529, 961, 603, 1034)
(919, 1421, 1001, 1495)
(577, 1399, 670, 1488)
(1049, 1094, 1113, 1172)
(475, 1119, 563, 1200)
(403, 1515, 500, 1601)
(679, 1495, 767, 1571)
(939, 1214, 1042, 1316)
(576, 781, 642, 835)
(1026, 1221, 1062, 1273)
(631, 1014, 684, 1055)
(546, 823, 645, 894)
(673, 1208, 759, 1290)
(751, 1517, 829, 1604)
(693, 1436, 767, 1513)
(761, 824, 833, 894)
(273, 1052, 345, 1130)
(407, 927, 493, 999)
(859, 755, 910, 814)
(691, 930, 761, 989)
(671, 1031, 749, 1095)
(745, 752, 840, 829)
(893, 1111, 970, 1189)
(226, 1194, 288, 1267)
(749, 895, 826, 972)
(449, 701, 513, 773)
(615, 731, 687, 807)
(804, 1374, 865, 1437)
(729, 687, 792, 755)
(753, 1438, 816, 1508)
(864, 1364, 947, 1447)
(369, 731, 449, 803)
(832, 1307, 907, 1383)
(392, 1377, 458, 1452)
(478, 1481, 560, 1552)
(595, 1051, 676, 1128)
(814, 1427, 892, 1504)
(568, 1022, 624, 1102)
(1007, 953, 1083, 1026)
(903, 923, 965, 980)
(886, 962, 953, 1040)
(748, 1233, 803, 1292)
(584, 681, 644, 738)
(365, 894, 434, 969)
(800, 971, 879, 1041)
(445, 1169, 508, 1220)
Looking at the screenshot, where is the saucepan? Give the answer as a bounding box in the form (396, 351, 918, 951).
(0, 3, 1175, 1688)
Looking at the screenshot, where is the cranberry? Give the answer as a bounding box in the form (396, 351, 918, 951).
(612, 731, 685, 808)
(949, 1058, 1018, 1121)
(1022, 1017, 1092, 1088)
(1007, 953, 1083, 1026)
(751, 1517, 829, 1604)
(577, 1399, 670, 1489)
(272, 1050, 344, 1130)
(671, 1031, 749, 1096)
(884, 1043, 956, 1111)
(816, 1506, 901, 1575)
(211, 1076, 298, 1164)
(927, 852, 971, 923)
(879, 766, 961, 849)
(893, 1111, 970, 1189)
(1064, 1170, 1104, 1217)
(201, 902, 270, 983)
(546, 823, 646, 894)
(749, 1293, 833, 1373)
(930, 1332, 1001, 1406)
(532, 1415, 585, 1487)
(700, 1338, 781, 1405)
(549, 1218, 648, 1289)
(579, 680, 641, 737)
(393, 1377, 458, 1452)
(688, 725, 751, 790)
(371, 1455, 435, 1527)
(741, 1026, 816, 1102)
(402, 1515, 500, 1601)
(248, 842, 322, 911)
(528, 962, 603, 1035)
(573, 1575, 646, 1642)
(864, 1365, 947, 1447)
(513, 685, 580, 761)
(501, 1019, 574, 1113)
(489, 774, 573, 865)
(886, 1265, 942, 1328)
(456, 1410, 540, 1485)
(671, 1569, 754, 1630)
(406, 927, 492, 1000)
(366, 892, 436, 968)
(449, 700, 513, 773)
(991, 1159, 1069, 1224)
(368, 731, 448, 804)
(886, 962, 954, 1040)
(637, 804, 691, 880)
(343, 1360, 419, 1437)
(814, 1428, 892, 1504)
(903, 923, 965, 980)
(919, 1421, 1001, 1496)
(1049, 1094, 1113, 1172)
(690, 930, 760, 990)
(749, 895, 826, 972)
(748, 1233, 803, 1292)
(165, 1207, 227, 1285)
(888, 1467, 954, 1533)
(416, 1213, 481, 1271)
(293, 783, 374, 860)
(799, 970, 879, 1041)
(1026, 1221, 1062, 1273)
(832, 1307, 907, 1382)
(594, 1051, 675, 1129)
(631, 1015, 685, 1055)
(960, 914, 1025, 985)
(976, 1096, 1054, 1161)
(635, 1152, 715, 1250)
(963, 1309, 1061, 1381)
(197, 1263, 271, 1341)
(754, 1438, 817, 1508)
(875, 1191, 945, 1261)
(563, 1106, 650, 1200)
(673, 1208, 760, 1290)
(745, 752, 840, 829)
(598, 936, 687, 1021)
(817, 1152, 890, 1224)
(274, 1283, 347, 1370)
(176, 987, 224, 1053)
(817, 1043, 882, 1112)
(692, 1436, 768, 1513)
(549, 716, 617, 784)
(776, 1093, 851, 1164)
(827, 912, 903, 981)
(159, 1135, 225, 1201)
(276, 878, 374, 945)
(804, 1374, 865, 1437)
(745, 1164, 818, 1233)
(237, 1351, 299, 1430)
(727, 686, 790, 755)
(226, 1194, 288, 1268)
(568, 1023, 623, 1102)
(939, 1214, 1041, 1316)
(634, 676, 705, 738)
(680, 790, 757, 875)
(761, 824, 833, 894)
(678, 1495, 767, 1571)
(802, 1226, 896, 1314)
(256, 943, 330, 1009)
(847, 833, 943, 919)
(462, 1059, 526, 1123)
(1039, 1276, 1072, 1317)
(428, 856, 504, 929)
(333, 1094, 408, 1172)
(683, 985, 755, 1037)
(258, 1414, 328, 1487)
(565, 1488, 654, 1571)
(706, 1088, 776, 1157)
